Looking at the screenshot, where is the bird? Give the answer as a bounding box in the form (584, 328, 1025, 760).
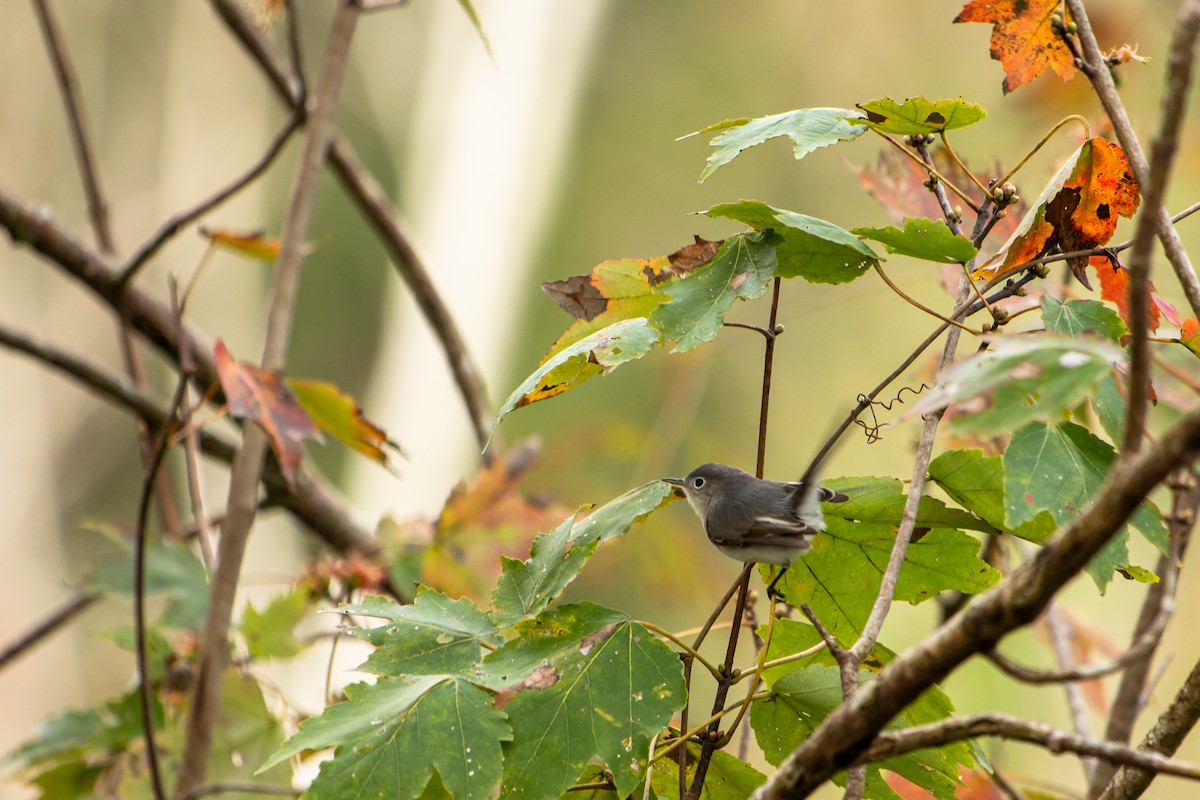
(662, 463, 848, 600)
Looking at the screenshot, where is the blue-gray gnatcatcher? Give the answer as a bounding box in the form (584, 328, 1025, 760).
(662, 463, 848, 599)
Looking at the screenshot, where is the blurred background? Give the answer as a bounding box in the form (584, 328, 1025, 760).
(1, 0, 1198, 797)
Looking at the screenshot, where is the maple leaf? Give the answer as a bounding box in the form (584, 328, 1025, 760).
(213, 339, 322, 483)
(976, 139, 1139, 284)
(955, 0, 1078, 94)
(540, 236, 719, 358)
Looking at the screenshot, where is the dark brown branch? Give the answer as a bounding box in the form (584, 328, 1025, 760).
(751, 406, 1200, 799)
(0, 186, 380, 549)
(133, 352, 191, 800)
(120, 113, 303, 282)
(861, 712, 1200, 784)
(182, 783, 299, 800)
(0, 589, 98, 670)
(1092, 467, 1200, 798)
(1098, 654, 1200, 800)
(31, 0, 114, 253)
(207, 0, 494, 453)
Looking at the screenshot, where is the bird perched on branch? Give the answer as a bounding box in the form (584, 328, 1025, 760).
(663, 463, 848, 600)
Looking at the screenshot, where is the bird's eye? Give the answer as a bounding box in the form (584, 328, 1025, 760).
(692, 477, 705, 489)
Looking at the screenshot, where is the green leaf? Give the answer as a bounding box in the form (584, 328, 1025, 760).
(494, 317, 659, 428)
(824, 475, 997, 533)
(856, 96, 986, 134)
(705, 201, 877, 284)
(1041, 296, 1128, 342)
(682, 107, 867, 181)
(1092, 374, 1127, 444)
(481, 602, 686, 799)
(650, 744, 766, 800)
(5, 689, 146, 768)
(1041, 297, 1129, 443)
(287, 379, 403, 469)
(851, 217, 978, 263)
(909, 334, 1125, 436)
(341, 588, 503, 676)
(455, 0, 493, 58)
(27, 760, 104, 800)
(779, 478, 1001, 638)
(751, 662, 969, 800)
(491, 481, 674, 626)
(1004, 422, 1167, 591)
(650, 233, 778, 352)
(261, 675, 510, 800)
(928, 449, 1056, 544)
(87, 536, 209, 629)
(242, 588, 314, 661)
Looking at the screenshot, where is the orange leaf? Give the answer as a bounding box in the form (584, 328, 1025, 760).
(213, 339, 322, 483)
(1181, 317, 1200, 358)
(977, 139, 1138, 282)
(201, 227, 281, 261)
(1092, 255, 1161, 333)
(955, 0, 1077, 93)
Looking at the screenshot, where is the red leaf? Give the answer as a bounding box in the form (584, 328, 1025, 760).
(1092, 256, 1161, 333)
(1181, 317, 1200, 358)
(213, 339, 321, 483)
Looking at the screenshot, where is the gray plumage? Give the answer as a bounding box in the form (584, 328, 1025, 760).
(662, 463, 848, 598)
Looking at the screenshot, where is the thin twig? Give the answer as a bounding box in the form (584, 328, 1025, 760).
(1045, 604, 1098, 783)
(133, 348, 191, 800)
(182, 783, 300, 799)
(120, 114, 302, 283)
(861, 712, 1200, 784)
(177, 5, 363, 794)
(0, 590, 99, 671)
(31, 0, 114, 253)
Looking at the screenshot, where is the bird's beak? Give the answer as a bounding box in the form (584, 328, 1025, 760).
(661, 477, 685, 486)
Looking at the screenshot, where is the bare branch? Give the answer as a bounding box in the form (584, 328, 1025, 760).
(861, 712, 1200, 784)
(177, 4, 363, 794)
(0, 590, 98, 671)
(31, 0, 114, 253)
(120, 113, 302, 283)
(1098, 654, 1200, 800)
(1045, 604, 1098, 783)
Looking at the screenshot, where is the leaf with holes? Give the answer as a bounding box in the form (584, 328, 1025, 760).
(954, 0, 1078, 93)
(975, 139, 1138, 283)
(541, 236, 721, 358)
(856, 96, 985, 135)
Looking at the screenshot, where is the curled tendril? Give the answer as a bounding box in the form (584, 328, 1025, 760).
(854, 383, 932, 443)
